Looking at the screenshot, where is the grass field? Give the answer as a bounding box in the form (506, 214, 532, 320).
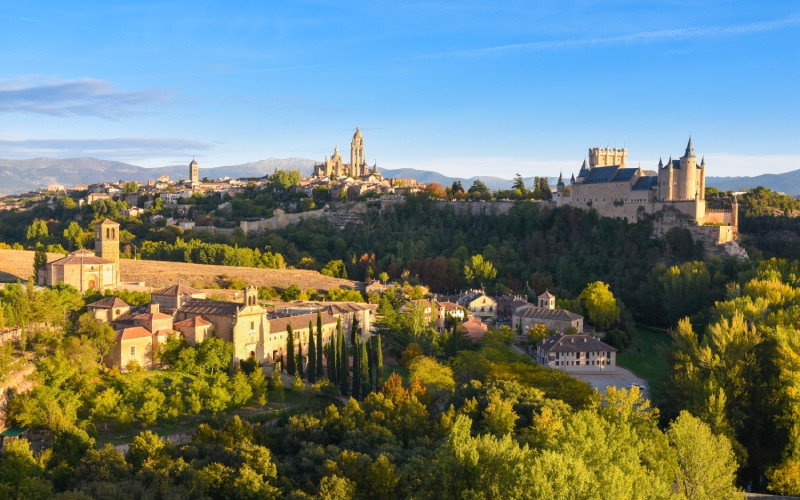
(616, 327, 673, 397)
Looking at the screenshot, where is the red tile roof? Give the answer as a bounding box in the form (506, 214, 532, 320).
(115, 326, 152, 341)
(173, 316, 212, 328)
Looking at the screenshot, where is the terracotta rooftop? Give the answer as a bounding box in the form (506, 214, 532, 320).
(152, 282, 204, 297)
(268, 311, 338, 334)
(517, 305, 582, 322)
(540, 333, 616, 353)
(173, 316, 212, 328)
(178, 298, 242, 317)
(133, 312, 173, 322)
(87, 297, 130, 309)
(115, 326, 152, 341)
(48, 249, 114, 266)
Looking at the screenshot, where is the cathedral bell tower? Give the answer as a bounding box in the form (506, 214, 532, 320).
(350, 126, 365, 177)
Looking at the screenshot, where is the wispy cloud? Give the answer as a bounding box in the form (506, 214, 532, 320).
(422, 17, 800, 58)
(0, 77, 172, 117)
(0, 136, 211, 160)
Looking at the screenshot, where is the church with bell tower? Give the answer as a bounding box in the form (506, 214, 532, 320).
(313, 126, 375, 179)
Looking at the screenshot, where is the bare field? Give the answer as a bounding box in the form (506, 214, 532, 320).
(0, 249, 360, 292)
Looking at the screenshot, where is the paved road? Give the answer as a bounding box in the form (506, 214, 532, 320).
(571, 366, 649, 401)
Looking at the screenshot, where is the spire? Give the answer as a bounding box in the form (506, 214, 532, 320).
(353, 125, 362, 139)
(667, 155, 672, 167)
(570, 173, 575, 183)
(684, 136, 695, 158)
(557, 171, 565, 188)
(578, 159, 589, 178)
(658, 157, 663, 168)
(701, 156, 705, 166)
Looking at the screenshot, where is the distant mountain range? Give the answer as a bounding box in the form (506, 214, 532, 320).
(0, 157, 317, 195)
(0, 156, 798, 197)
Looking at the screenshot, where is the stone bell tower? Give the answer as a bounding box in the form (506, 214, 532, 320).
(95, 218, 120, 281)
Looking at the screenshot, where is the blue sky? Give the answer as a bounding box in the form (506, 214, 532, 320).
(1, 1, 798, 179)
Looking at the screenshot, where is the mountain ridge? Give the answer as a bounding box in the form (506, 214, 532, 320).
(0, 157, 797, 196)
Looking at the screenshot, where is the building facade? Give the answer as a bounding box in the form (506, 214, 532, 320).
(512, 291, 584, 333)
(39, 219, 120, 292)
(557, 139, 737, 236)
(313, 127, 374, 179)
(536, 332, 616, 373)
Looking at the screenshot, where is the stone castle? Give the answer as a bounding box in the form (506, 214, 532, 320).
(313, 126, 376, 179)
(555, 138, 738, 247)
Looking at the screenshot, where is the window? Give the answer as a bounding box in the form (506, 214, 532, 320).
(130, 345, 136, 357)
(250, 321, 255, 332)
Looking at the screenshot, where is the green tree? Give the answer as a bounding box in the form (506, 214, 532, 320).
(307, 320, 317, 383)
(197, 337, 233, 374)
(229, 369, 253, 407)
(248, 367, 268, 409)
(375, 333, 383, 388)
(578, 281, 620, 331)
(286, 324, 296, 376)
(25, 219, 49, 244)
(464, 254, 497, 287)
(316, 311, 324, 377)
(270, 366, 285, 403)
(339, 321, 349, 396)
(281, 284, 302, 302)
(668, 411, 741, 500)
(33, 244, 47, 283)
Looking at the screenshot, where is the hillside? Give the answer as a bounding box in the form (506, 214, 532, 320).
(706, 169, 800, 195)
(0, 249, 358, 292)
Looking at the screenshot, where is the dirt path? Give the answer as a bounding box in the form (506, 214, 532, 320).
(0, 249, 360, 292)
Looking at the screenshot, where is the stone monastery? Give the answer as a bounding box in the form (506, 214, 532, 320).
(555, 138, 739, 247)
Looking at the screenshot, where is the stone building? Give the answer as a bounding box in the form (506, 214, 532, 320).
(535, 332, 616, 373)
(86, 297, 131, 323)
(511, 291, 584, 333)
(39, 219, 120, 292)
(556, 139, 738, 243)
(457, 290, 497, 320)
(313, 127, 376, 179)
(189, 158, 199, 185)
(175, 287, 267, 362)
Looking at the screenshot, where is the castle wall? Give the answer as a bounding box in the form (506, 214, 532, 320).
(240, 208, 326, 234)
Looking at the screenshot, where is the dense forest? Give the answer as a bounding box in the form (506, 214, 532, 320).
(2, 185, 800, 496)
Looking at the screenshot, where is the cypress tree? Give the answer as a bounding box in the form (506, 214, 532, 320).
(328, 336, 336, 384)
(286, 324, 296, 375)
(367, 336, 375, 394)
(297, 341, 304, 380)
(361, 336, 370, 396)
(33, 244, 47, 283)
(375, 333, 383, 388)
(316, 311, 324, 376)
(307, 320, 317, 383)
(352, 335, 361, 399)
(350, 315, 360, 346)
(339, 320, 348, 396)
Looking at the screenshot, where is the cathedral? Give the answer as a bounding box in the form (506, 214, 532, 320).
(313, 126, 375, 179)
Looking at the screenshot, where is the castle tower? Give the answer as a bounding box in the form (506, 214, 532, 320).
(95, 219, 120, 281)
(699, 156, 706, 200)
(589, 147, 627, 168)
(189, 158, 199, 184)
(350, 126, 365, 177)
(679, 137, 697, 200)
(658, 156, 674, 200)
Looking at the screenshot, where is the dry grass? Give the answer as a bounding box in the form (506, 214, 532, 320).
(0, 249, 359, 292)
